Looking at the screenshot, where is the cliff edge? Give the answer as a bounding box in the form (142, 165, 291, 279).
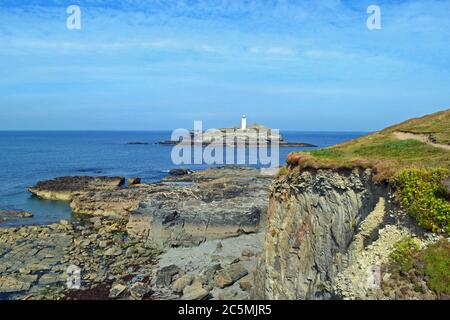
(254, 109, 450, 300)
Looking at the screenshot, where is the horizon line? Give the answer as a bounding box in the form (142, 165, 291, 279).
(0, 129, 372, 133)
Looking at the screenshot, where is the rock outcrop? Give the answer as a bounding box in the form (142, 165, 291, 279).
(253, 168, 391, 299)
(28, 176, 125, 201)
(127, 167, 270, 247)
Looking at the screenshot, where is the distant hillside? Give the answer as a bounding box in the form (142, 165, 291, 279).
(386, 109, 450, 145)
(286, 109, 450, 181)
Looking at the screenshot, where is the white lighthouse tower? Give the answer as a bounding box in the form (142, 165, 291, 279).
(241, 114, 247, 131)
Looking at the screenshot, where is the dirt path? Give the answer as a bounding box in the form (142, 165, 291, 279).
(393, 131, 450, 151)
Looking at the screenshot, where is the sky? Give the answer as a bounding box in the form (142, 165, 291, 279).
(0, 0, 449, 131)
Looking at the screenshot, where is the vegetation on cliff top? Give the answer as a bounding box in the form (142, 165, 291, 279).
(283, 109, 450, 234)
(286, 109, 450, 182)
(393, 168, 450, 234)
(385, 109, 450, 145)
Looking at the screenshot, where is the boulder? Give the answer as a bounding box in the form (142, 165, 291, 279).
(128, 177, 141, 186)
(172, 274, 193, 293)
(109, 283, 127, 298)
(238, 274, 253, 291)
(169, 169, 193, 176)
(181, 281, 210, 300)
(28, 176, 125, 201)
(155, 265, 181, 287)
(214, 263, 248, 288)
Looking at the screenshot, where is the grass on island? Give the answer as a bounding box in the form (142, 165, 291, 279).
(282, 109, 450, 234)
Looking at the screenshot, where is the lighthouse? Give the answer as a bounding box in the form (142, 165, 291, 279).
(241, 115, 247, 130)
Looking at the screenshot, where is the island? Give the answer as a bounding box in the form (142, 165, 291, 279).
(157, 115, 317, 148)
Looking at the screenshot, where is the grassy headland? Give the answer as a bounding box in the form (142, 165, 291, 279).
(286, 109, 450, 182)
(283, 109, 450, 234)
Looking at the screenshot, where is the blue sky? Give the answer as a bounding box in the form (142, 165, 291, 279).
(0, 0, 449, 131)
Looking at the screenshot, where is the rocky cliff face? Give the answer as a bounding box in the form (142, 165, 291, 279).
(254, 168, 391, 299)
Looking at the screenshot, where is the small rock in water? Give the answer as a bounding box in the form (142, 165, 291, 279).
(0, 210, 33, 218)
(169, 169, 193, 176)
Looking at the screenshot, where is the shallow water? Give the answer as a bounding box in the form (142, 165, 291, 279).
(0, 131, 366, 226)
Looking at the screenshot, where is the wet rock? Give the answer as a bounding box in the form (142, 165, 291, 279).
(169, 169, 193, 176)
(0, 210, 33, 218)
(128, 177, 141, 186)
(28, 176, 125, 201)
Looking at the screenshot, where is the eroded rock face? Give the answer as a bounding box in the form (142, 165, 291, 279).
(253, 168, 389, 300)
(127, 167, 270, 247)
(28, 176, 125, 201)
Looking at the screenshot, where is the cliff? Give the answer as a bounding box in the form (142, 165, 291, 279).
(254, 109, 450, 300)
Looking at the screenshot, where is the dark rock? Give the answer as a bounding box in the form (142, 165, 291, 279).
(155, 265, 181, 287)
(127, 142, 149, 145)
(0, 210, 33, 218)
(128, 177, 141, 186)
(169, 169, 193, 176)
(28, 176, 125, 201)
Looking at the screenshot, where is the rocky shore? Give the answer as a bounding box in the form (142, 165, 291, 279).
(1, 167, 270, 300)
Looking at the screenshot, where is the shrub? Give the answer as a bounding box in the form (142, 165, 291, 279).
(389, 237, 421, 271)
(393, 168, 450, 234)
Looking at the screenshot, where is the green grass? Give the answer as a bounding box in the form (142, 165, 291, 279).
(385, 109, 450, 145)
(417, 240, 450, 296)
(285, 109, 450, 182)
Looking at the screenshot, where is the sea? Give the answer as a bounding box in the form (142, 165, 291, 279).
(0, 131, 367, 226)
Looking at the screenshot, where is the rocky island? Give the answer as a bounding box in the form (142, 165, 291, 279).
(158, 116, 317, 147)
